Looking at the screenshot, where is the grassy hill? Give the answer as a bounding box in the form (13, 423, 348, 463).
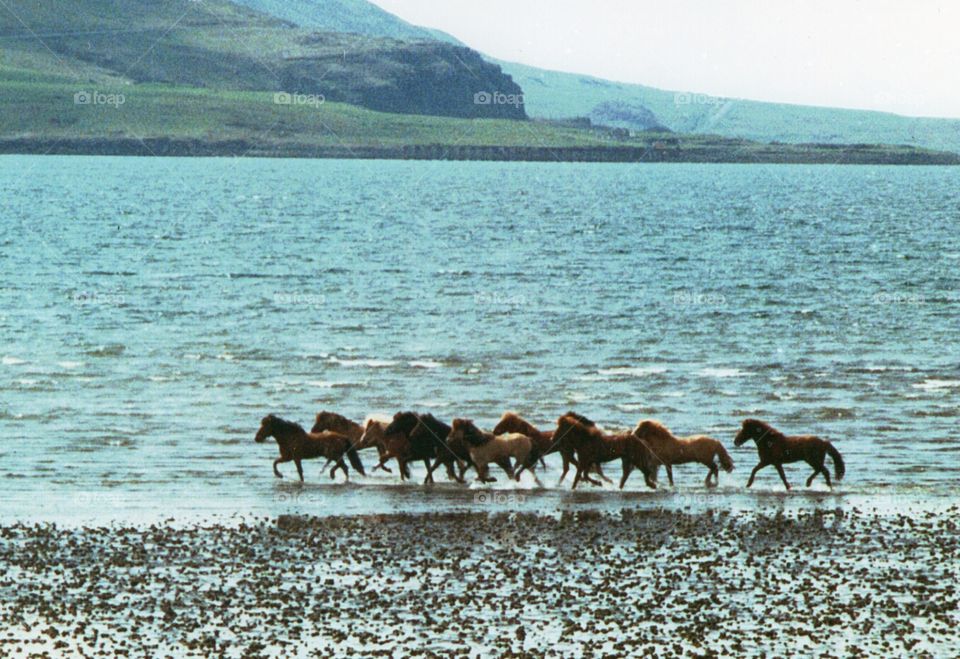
(225, 0, 960, 154)
(0, 0, 523, 119)
(0, 0, 957, 163)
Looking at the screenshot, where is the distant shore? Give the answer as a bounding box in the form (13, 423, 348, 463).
(2, 508, 957, 656)
(3, 137, 958, 164)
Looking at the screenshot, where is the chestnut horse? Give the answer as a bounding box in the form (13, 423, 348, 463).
(314, 411, 394, 473)
(632, 419, 734, 487)
(448, 419, 533, 484)
(556, 413, 658, 490)
(312, 411, 391, 473)
(734, 418, 845, 490)
(495, 411, 610, 484)
(254, 414, 365, 482)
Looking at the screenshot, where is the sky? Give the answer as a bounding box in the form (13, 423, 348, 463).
(371, 0, 960, 119)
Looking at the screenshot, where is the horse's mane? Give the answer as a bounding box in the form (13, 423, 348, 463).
(453, 419, 489, 445)
(412, 413, 452, 439)
(564, 411, 596, 427)
(743, 418, 785, 440)
(270, 415, 305, 434)
(364, 414, 393, 425)
(634, 419, 672, 438)
(385, 411, 419, 435)
(494, 412, 538, 435)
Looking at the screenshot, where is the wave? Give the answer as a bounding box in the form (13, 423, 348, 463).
(698, 367, 748, 378)
(2, 356, 27, 365)
(329, 357, 398, 368)
(913, 379, 960, 391)
(408, 360, 443, 369)
(597, 366, 668, 377)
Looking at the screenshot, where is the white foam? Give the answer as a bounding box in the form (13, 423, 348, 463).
(329, 357, 397, 368)
(408, 360, 443, 369)
(57, 361, 83, 370)
(2, 356, 27, 366)
(913, 379, 960, 391)
(699, 367, 748, 378)
(597, 366, 668, 377)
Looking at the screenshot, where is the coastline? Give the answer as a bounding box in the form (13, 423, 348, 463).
(2, 138, 958, 164)
(2, 508, 957, 656)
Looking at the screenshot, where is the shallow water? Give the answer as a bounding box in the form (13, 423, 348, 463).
(1, 156, 958, 523)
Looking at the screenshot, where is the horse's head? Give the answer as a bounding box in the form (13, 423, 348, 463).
(734, 418, 767, 446)
(384, 411, 419, 437)
(491, 412, 515, 436)
(255, 414, 277, 443)
(564, 410, 596, 427)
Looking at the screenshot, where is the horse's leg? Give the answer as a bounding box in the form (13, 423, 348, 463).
(705, 463, 718, 488)
(619, 459, 634, 490)
(558, 452, 571, 483)
(423, 458, 434, 485)
(821, 467, 832, 489)
(571, 465, 584, 490)
(746, 462, 766, 488)
(774, 464, 791, 490)
(337, 459, 350, 481)
(425, 458, 441, 482)
(539, 457, 547, 470)
(294, 459, 304, 482)
(273, 458, 288, 478)
(666, 464, 674, 487)
(594, 463, 613, 484)
(805, 468, 818, 487)
(495, 457, 513, 480)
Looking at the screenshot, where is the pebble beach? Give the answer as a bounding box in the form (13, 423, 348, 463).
(2, 506, 957, 657)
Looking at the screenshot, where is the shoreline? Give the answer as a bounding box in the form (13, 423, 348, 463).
(2, 508, 957, 656)
(2, 138, 959, 164)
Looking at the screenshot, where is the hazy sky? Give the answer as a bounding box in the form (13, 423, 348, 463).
(372, 0, 960, 118)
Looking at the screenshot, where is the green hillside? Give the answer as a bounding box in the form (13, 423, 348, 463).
(225, 0, 960, 153)
(0, 0, 524, 119)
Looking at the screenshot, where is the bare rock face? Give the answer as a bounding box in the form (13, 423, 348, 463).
(280, 37, 527, 120)
(589, 100, 669, 132)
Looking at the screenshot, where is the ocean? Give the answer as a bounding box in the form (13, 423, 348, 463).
(2, 156, 958, 524)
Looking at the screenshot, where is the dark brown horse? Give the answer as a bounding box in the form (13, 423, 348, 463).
(556, 413, 658, 490)
(375, 411, 459, 484)
(313, 411, 391, 472)
(633, 419, 734, 487)
(734, 419, 845, 490)
(255, 414, 365, 482)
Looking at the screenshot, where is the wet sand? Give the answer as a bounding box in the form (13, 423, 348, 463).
(1, 508, 958, 657)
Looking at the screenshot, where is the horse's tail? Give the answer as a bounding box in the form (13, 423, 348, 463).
(825, 442, 844, 481)
(716, 443, 734, 472)
(346, 443, 365, 476)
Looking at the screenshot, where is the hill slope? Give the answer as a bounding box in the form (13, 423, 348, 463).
(234, 0, 960, 153)
(0, 0, 523, 119)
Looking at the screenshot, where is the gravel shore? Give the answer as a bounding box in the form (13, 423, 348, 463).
(1, 507, 957, 657)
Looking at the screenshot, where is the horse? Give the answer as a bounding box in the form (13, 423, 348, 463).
(734, 418, 845, 490)
(492, 412, 549, 472)
(409, 414, 470, 484)
(448, 419, 534, 484)
(632, 419, 734, 487)
(371, 411, 446, 484)
(314, 412, 392, 473)
(555, 413, 658, 490)
(254, 414, 365, 482)
(495, 411, 611, 484)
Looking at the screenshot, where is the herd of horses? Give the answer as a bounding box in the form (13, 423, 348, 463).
(254, 411, 846, 491)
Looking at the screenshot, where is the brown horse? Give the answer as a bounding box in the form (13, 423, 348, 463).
(254, 414, 365, 482)
(496, 411, 610, 484)
(313, 412, 392, 472)
(734, 419, 845, 490)
(448, 419, 533, 484)
(633, 419, 734, 487)
(556, 413, 658, 490)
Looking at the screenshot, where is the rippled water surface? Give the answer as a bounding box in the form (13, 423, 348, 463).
(1, 156, 958, 522)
